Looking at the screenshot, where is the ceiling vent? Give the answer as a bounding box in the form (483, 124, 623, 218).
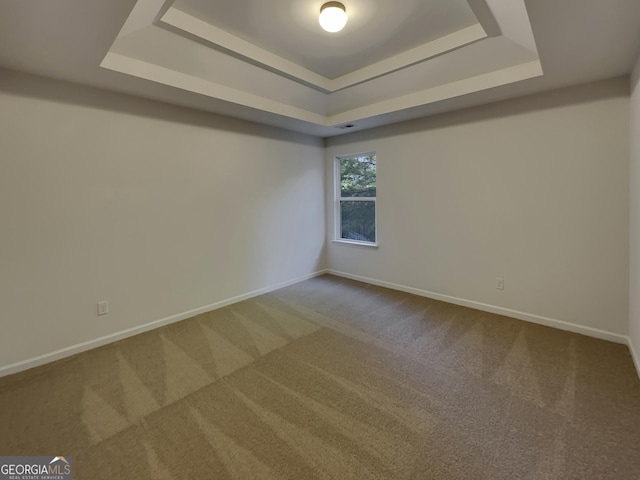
(335, 124, 357, 130)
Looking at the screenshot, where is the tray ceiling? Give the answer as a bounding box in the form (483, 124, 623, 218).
(171, 0, 479, 79)
(102, 0, 541, 131)
(1, 0, 640, 137)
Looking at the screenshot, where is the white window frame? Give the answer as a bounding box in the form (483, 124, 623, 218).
(333, 152, 378, 248)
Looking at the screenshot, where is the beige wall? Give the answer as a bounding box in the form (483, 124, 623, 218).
(630, 58, 640, 369)
(326, 78, 630, 337)
(0, 70, 325, 369)
(0, 70, 634, 372)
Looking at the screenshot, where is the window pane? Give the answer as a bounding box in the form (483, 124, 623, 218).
(340, 155, 376, 198)
(340, 201, 376, 243)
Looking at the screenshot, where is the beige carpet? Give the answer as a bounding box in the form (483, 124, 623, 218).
(1, 274, 639, 479)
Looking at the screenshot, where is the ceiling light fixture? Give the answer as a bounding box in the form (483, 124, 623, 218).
(319, 2, 347, 33)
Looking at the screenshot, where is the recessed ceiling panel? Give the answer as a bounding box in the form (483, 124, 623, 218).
(171, 0, 479, 78)
(99, 0, 544, 134)
(326, 36, 540, 115)
(111, 25, 329, 113)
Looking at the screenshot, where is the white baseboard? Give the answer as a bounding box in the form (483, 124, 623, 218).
(4, 269, 638, 380)
(0, 270, 329, 378)
(327, 269, 630, 345)
(628, 337, 640, 380)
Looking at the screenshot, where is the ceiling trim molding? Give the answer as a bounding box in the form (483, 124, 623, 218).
(158, 6, 488, 93)
(100, 51, 327, 124)
(485, 0, 538, 54)
(326, 24, 487, 91)
(101, 51, 542, 127)
(327, 59, 543, 125)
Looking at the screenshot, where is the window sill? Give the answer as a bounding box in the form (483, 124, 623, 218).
(332, 240, 379, 249)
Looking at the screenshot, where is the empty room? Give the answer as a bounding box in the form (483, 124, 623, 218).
(1, 0, 640, 478)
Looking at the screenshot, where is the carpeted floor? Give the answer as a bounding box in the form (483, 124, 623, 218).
(0, 274, 639, 479)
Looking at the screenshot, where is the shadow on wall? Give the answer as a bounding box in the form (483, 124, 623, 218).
(327, 77, 630, 146)
(633, 60, 640, 94)
(0, 68, 321, 147)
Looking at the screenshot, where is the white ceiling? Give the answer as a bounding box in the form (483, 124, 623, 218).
(172, 0, 479, 78)
(0, 0, 639, 137)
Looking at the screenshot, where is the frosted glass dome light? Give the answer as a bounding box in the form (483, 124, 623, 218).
(319, 2, 347, 33)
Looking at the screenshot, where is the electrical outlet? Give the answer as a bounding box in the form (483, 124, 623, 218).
(496, 277, 504, 290)
(97, 301, 109, 316)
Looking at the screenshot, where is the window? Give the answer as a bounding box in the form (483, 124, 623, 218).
(335, 153, 377, 245)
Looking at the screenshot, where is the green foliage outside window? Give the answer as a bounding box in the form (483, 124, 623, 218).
(340, 155, 376, 197)
(339, 155, 376, 243)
